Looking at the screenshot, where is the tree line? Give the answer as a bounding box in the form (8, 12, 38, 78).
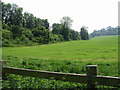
(1, 1, 89, 47)
(90, 26, 118, 37)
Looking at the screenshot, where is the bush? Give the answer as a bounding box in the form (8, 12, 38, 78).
(2, 23, 11, 30)
(32, 26, 50, 44)
(2, 29, 13, 40)
(11, 25, 24, 38)
(50, 34, 64, 43)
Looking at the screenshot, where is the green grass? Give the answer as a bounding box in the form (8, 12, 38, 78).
(2, 35, 119, 88)
(3, 35, 118, 60)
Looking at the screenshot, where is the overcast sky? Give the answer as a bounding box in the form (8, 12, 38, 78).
(2, 0, 119, 33)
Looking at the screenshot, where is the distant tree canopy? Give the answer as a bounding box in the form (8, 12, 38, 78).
(2, 1, 118, 47)
(60, 16, 73, 28)
(60, 16, 73, 41)
(52, 23, 63, 35)
(80, 26, 89, 40)
(1, 2, 82, 47)
(51, 16, 81, 41)
(90, 26, 118, 37)
(1, 1, 49, 29)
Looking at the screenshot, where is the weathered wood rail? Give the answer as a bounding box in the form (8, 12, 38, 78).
(2, 65, 120, 88)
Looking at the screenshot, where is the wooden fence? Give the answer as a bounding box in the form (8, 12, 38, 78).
(2, 65, 120, 88)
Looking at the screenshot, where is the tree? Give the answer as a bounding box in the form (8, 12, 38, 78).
(42, 19, 49, 29)
(90, 26, 118, 37)
(69, 29, 81, 40)
(34, 18, 43, 28)
(60, 16, 73, 28)
(2, 29, 13, 46)
(60, 16, 73, 41)
(11, 25, 24, 38)
(32, 26, 50, 44)
(2, 1, 83, 46)
(2, 29, 12, 40)
(22, 29, 33, 40)
(2, 3, 12, 25)
(9, 4, 23, 26)
(2, 3, 23, 26)
(80, 26, 89, 40)
(52, 23, 63, 34)
(23, 12, 35, 29)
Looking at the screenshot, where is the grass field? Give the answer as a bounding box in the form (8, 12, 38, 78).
(2, 35, 118, 88)
(3, 35, 118, 60)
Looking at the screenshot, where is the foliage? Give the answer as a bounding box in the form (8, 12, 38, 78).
(51, 17, 81, 41)
(32, 26, 50, 44)
(52, 23, 63, 35)
(90, 26, 118, 37)
(60, 16, 73, 41)
(11, 25, 24, 38)
(60, 16, 73, 28)
(80, 26, 89, 40)
(50, 34, 64, 43)
(2, 29, 12, 40)
(2, 2, 81, 47)
(69, 29, 81, 40)
(22, 29, 34, 40)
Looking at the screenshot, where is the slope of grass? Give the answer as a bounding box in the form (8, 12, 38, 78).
(2, 35, 118, 88)
(2, 35, 118, 75)
(3, 35, 118, 60)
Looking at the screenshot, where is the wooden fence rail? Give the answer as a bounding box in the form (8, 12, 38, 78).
(2, 65, 120, 88)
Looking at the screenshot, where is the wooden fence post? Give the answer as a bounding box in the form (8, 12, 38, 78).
(0, 60, 7, 80)
(0, 60, 4, 77)
(86, 65, 97, 89)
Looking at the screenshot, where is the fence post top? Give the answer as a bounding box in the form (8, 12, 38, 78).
(86, 65, 97, 68)
(0, 60, 4, 62)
